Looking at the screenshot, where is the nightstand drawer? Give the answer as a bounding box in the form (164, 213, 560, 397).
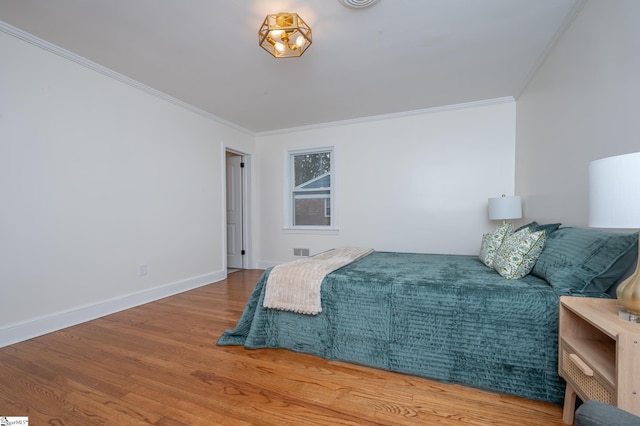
(561, 348, 613, 404)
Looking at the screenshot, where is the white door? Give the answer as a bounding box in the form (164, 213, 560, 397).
(226, 153, 244, 269)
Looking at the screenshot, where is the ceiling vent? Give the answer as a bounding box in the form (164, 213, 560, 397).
(338, 0, 381, 9)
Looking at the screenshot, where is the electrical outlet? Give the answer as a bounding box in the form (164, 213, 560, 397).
(138, 264, 148, 276)
(293, 248, 310, 257)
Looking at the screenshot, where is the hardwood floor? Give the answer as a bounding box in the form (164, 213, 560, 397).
(0, 270, 566, 425)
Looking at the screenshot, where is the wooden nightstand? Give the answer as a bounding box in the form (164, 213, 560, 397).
(559, 296, 640, 425)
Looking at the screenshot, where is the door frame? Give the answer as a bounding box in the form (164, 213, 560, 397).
(223, 146, 252, 272)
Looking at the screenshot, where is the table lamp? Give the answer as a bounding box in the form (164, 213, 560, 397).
(588, 152, 640, 318)
(488, 194, 522, 225)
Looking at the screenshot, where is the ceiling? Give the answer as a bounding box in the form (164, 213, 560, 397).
(0, 0, 584, 134)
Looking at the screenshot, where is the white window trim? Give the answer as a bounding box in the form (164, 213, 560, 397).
(283, 146, 338, 233)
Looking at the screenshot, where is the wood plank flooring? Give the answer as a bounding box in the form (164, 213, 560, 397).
(0, 270, 566, 425)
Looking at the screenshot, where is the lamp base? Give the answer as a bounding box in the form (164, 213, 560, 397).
(618, 307, 640, 323)
(615, 241, 640, 319)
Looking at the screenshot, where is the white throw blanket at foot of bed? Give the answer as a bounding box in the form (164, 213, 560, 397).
(263, 247, 374, 315)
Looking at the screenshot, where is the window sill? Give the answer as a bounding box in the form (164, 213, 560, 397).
(282, 227, 339, 235)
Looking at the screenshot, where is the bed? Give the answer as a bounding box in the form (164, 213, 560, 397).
(217, 225, 638, 405)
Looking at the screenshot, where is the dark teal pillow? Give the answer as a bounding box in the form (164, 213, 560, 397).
(515, 221, 561, 235)
(532, 227, 638, 294)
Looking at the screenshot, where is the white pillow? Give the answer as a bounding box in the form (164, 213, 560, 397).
(478, 222, 513, 267)
(493, 228, 546, 279)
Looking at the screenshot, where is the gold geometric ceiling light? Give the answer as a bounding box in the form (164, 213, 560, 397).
(258, 13, 312, 58)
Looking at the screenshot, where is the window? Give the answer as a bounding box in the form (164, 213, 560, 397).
(289, 148, 333, 228)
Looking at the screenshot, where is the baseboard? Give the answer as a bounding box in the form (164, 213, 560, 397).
(255, 260, 281, 269)
(0, 270, 226, 348)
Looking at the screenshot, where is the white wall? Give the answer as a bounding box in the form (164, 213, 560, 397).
(0, 30, 254, 346)
(255, 100, 517, 266)
(515, 0, 640, 226)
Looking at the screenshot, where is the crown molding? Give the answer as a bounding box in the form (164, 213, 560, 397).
(1, 19, 518, 139)
(0, 20, 255, 137)
(256, 96, 515, 137)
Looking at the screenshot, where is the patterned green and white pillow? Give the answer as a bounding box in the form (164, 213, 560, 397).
(479, 222, 513, 267)
(493, 228, 546, 280)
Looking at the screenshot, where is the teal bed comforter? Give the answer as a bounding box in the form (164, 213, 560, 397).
(217, 251, 566, 404)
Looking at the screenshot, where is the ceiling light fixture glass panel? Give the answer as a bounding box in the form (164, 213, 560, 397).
(259, 13, 312, 58)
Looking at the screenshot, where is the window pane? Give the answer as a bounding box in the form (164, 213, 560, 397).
(291, 150, 332, 227)
(294, 197, 331, 226)
(293, 152, 331, 187)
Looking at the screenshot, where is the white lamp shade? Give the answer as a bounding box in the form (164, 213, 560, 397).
(588, 152, 640, 229)
(488, 195, 522, 221)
